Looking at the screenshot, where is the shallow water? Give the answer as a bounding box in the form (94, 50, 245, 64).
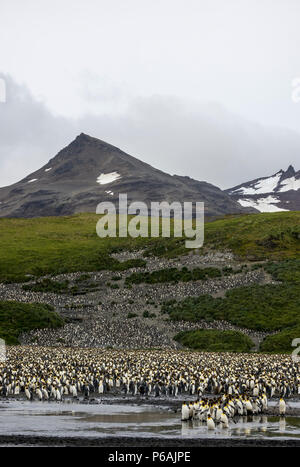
(0, 400, 300, 439)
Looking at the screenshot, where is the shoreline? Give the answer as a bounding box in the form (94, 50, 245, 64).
(0, 435, 300, 447)
(1, 395, 300, 416)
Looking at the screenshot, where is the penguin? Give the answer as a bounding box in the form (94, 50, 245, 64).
(207, 415, 215, 430)
(25, 387, 32, 401)
(83, 383, 90, 400)
(42, 386, 49, 400)
(188, 402, 194, 419)
(215, 406, 222, 423)
(236, 398, 244, 416)
(279, 397, 286, 416)
(181, 402, 190, 421)
(252, 398, 259, 414)
(98, 380, 104, 394)
(56, 387, 62, 401)
(261, 394, 268, 411)
(220, 412, 229, 428)
(36, 387, 43, 401)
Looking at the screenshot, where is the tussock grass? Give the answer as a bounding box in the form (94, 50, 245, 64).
(174, 329, 254, 352)
(0, 301, 64, 344)
(0, 211, 299, 283)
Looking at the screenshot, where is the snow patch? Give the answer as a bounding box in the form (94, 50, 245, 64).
(238, 195, 289, 213)
(97, 172, 121, 185)
(278, 176, 300, 192)
(233, 172, 282, 195)
(27, 179, 38, 183)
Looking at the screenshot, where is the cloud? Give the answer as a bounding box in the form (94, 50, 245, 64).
(1, 73, 300, 189)
(78, 94, 300, 188)
(0, 74, 76, 187)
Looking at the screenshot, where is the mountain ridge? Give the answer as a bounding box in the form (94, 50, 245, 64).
(226, 165, 300, 212)
(0, 133, 252, 218)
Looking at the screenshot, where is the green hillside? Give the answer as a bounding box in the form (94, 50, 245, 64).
(0, 211, 299, 353)
(162, 256, 300, 353)
(174, 329, 254, 352)
(0, 214, 154, 283)
(0, 211, 299, 283)
(0, 301, 64, 345)
(259, 325, 300, 353)
(204, 211, 300, 260)
(161, 278, 300, 332)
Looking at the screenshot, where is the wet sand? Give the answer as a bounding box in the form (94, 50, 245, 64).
(0, 435, 300, 447)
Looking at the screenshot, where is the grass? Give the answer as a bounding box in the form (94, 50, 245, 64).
(174, 329, 254, 352)
(125, 264, 253, 285)
(125, 266, 222, 285)
(23, 278, 70, 294)
(259, 326, 300, 353)
(0, 214, 151, 283)
(127, 312, 138, 319)
(162, 282, 300, 332)
(264, 258, 300, 283)
(22, 277, 101, 295)
(204, 211, 300, 260)
(0, 211, 299, 352)
(143, 310, 156, 318)
(0, 211, 299, 283)
(163, 254, 300, 353)
(0, 301, 64, 345)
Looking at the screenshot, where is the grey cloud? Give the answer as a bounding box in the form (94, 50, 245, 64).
(78, 95, 300, 189)
(0, 74, 76, 187)
(1, 74, 300, 189)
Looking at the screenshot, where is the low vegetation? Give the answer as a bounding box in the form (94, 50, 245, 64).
(0, 301, 64, 345)
(125, 266, 222, 285)
(174, 329, 254, 352)
(125, 264, 252, 285)
(143, 310, 156, 318)
(0, 214, 151, 283)
(0, 211, 299, 354)
(162, 281, 300, 332)
(127, 312, 138, 319)
(0, 211, 299, 283)
(23, 278, 70, 294)
(164, 254, 300, 353)
(22, 278, 99, 295)
(204, 211, 300, 261)
(259, 326, 300, 353)
(264, 258, 300, 283)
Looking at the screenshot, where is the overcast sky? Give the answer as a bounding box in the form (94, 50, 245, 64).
(1, 0, 300, 189)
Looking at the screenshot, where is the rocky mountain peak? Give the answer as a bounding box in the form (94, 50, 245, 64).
(0, 134, 254, 218)
(226, 165, 300, 212)
(284, 164, 296, 178)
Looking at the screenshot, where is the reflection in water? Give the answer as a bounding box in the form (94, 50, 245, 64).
(181, 420, 192, 437)
(279, 417, 286, 432)
(0, 401, 299, 439)
(180, 414, 300, 439)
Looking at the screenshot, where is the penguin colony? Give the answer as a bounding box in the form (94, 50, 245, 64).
(181, 394, 270, 428)
(0, 347, 299, 408)
(181, 394, 292, 430)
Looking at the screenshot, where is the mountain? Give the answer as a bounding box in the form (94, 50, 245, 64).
(226, 165, 300, 212)
(0, 133, 253, 218)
